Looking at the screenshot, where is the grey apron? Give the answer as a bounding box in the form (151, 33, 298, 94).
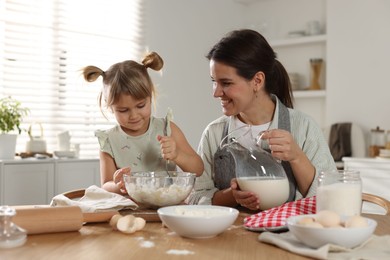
(213, 102, 297, 202)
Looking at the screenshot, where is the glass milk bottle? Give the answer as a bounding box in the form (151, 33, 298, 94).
(316, 170, 362, 216)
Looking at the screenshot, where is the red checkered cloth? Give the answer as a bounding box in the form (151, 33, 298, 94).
(244, 196, 317, 228)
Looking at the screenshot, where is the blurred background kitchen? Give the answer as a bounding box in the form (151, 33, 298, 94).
(1, 0, 390, 207)
(1, 0, 390, 157)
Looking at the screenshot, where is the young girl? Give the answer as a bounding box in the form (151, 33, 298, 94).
(83, 52, 204, 195)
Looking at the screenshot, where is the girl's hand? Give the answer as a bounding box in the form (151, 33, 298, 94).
(113, 167, 131, 194)
(261, 129, 302, 163)
(157, 135, 178, 161)
(230, 178, 259, 210)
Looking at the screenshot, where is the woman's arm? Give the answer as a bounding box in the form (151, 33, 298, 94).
(261, 129, 315, 197)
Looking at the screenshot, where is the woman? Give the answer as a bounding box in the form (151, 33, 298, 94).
(187, 29, 336, 210)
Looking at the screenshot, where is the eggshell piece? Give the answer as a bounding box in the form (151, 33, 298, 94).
(117, 215, 136, 233)
(345, 215, 368, 228)
(315, 210, 341, 227)
(134, 217, 146, 231)
(109, 214, 122, 230)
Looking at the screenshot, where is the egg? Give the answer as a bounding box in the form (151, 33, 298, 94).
(297, 216, 315, 225)
(344, 215, 368, 228)
(315, 210, 341, 227)
(303, 222, 324, 228)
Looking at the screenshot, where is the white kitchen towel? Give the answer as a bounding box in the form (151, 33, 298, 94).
(50, 185, 138, 212)
(258, 231, 390, 260)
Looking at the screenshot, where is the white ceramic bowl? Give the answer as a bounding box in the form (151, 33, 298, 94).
(287, 214, 377, 248)
(123, 171, 196, 209)
(157, 205, 239, 239)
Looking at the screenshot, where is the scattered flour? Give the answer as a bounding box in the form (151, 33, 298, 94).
(166, 249, 195, 255)
(139, 240, 155, 248)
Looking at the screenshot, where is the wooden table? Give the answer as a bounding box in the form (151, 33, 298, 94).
(2, 212, 389, 259)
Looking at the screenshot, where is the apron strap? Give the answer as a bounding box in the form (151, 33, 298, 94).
(276, 101, 297, 202)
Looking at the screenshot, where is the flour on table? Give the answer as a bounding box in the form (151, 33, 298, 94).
(166, 249, 195, 255)
(139, 240, 155, 248)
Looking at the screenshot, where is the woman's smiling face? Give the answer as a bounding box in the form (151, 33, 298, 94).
(210, 60, 256, 116)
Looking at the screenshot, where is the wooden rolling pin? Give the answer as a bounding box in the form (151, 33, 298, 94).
(11, 206, 159, 235)
(12, 206, 84, 235)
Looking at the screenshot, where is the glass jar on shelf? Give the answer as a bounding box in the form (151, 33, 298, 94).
(386, 130, 390, 150)
(368, 126, 385, 157)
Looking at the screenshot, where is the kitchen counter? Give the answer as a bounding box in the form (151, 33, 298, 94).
(343, 157, 390, 214)
(2, 212, 389, 259)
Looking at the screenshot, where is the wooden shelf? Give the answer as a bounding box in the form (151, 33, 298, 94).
(293, 90, 326, 98)
(271, 34, 327, 48)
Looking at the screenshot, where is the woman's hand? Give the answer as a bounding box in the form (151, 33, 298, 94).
(157, 135, 178, 161)
(113, 167, 130, 194)
(230, 178, 259, 210)
(261, 129, 303, 163)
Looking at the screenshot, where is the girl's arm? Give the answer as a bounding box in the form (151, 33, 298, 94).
(99, 151, 128, 195)
(159, 122, 204, 176)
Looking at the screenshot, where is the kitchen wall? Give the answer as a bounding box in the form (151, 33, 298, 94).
(145, 0, 390, 152)
(326, 0, 390, 144)
(145, 0, 246, 149)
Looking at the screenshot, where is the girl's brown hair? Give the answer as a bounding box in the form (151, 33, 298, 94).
(83, 52, 164, 114)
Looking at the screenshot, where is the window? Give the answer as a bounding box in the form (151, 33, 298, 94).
(0, 0, 144, 158)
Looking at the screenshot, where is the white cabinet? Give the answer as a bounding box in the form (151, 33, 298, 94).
(55, 159, 100, 194)
(1, 161, 55, 206)
(0, 158, 100, 205)
(343, 157, 390, 214)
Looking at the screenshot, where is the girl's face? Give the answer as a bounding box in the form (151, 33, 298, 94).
(210, 60, 257, 116)
(112, 94, 152, 136)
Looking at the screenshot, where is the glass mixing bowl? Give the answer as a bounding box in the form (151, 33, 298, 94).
(123, 171, 196, 209)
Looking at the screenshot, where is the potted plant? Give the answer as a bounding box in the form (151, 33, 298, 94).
(0, 96, 29, 159)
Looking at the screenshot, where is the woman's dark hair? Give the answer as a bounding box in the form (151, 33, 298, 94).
(206, 29, 293, 108)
